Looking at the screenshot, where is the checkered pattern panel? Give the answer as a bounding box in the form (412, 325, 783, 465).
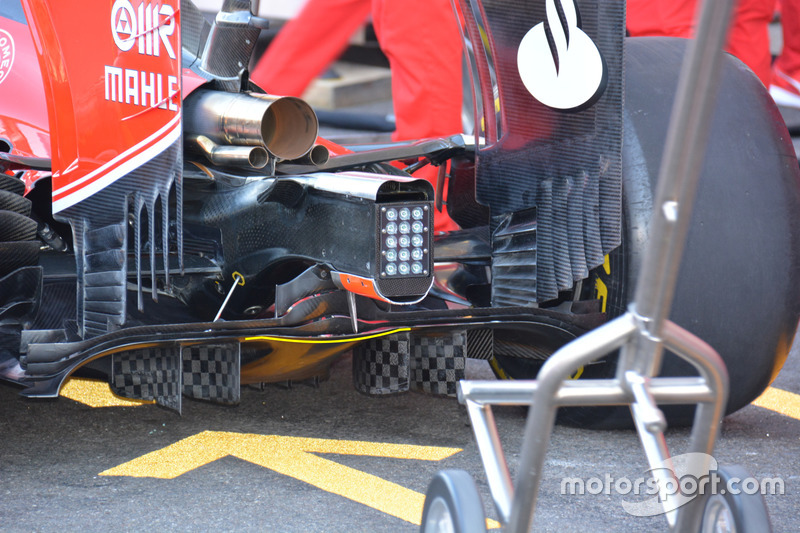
(111, 347, 181, 411)
(466, 328, 494, 360)
(411, 331, 467, 397)
(352, 334, 410, 395)
(182, 343, 241, 405)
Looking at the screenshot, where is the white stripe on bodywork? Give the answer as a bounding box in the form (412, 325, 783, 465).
(53, 114, 181, 213)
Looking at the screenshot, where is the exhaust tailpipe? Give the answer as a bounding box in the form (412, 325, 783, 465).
(285, 144, 330, 166)
(184, 90, 319, 160)
(190, 134, 270, 169)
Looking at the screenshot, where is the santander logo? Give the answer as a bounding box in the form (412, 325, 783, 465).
(0, 29, 14, 86)
(517, 0, 606, 110)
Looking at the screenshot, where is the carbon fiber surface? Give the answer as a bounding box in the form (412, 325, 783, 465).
(0, 242, 40, 278)
(491, 207, 539, 305)
(181, 343, 241, 404)
(466, 328, 493, 360)
(0, 211, 36, 241)
(111, 342, 242, 410)
(184, 172, 435, 313)
(0, 266, 41, 323)
(180, 0, 211, 67)
(31, 280, 76, 330)
(111, 347, 182, 411)
(0, 189, 31, 216)
(410, 333, 467, 397)
(197, 0, 262, 92)
(0, 175, 26, 196)
(184, 177, 376, 279)
(354, 330, 485, 397)
(458, 0, 624, 303)
(58, 143, 182, 338)
(0, 169, 39, 278)
(352, 334, 411, 395)
(201, 25, 261, 81)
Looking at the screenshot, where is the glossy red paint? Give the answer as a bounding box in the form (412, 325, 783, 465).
(3, 1, 346, 200)
(0, 14, 50, 191)
(20, 0, 182, 212)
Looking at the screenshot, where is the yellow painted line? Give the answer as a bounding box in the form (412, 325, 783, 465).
(752, 386, 800, 420)
(60, 378, 153, 408)
(100, 431, 500, 527)
(244, 327, 411, 344)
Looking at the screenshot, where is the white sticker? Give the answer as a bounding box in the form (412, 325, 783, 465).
(0, 29, 15, 86)
(517, 0, 605, 110)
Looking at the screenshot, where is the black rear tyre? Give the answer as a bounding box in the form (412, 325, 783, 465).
(489, 37, 800, 428)
(612, 37, 800, 424)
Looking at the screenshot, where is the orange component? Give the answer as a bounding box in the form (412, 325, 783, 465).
(336, 272, 385, 302)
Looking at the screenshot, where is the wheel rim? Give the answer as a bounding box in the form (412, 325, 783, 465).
(702, 495, 736, 533)
(423, 496, 456, 533)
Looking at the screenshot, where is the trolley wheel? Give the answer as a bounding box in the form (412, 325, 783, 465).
(420, 470, 487, 533)
(700, 466, 772, 533)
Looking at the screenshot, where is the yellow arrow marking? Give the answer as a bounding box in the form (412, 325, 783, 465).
(752, 386, 800, 420)
(60, 378, 153, 408)
(100, 431, 500, 527)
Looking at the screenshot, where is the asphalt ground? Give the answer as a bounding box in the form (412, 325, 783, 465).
(1, 331, 799, 532)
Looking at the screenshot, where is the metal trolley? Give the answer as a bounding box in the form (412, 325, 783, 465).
(421, 0, 774, 530)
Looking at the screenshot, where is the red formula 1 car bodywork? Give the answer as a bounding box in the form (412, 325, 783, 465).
(1, 0, 799, 425)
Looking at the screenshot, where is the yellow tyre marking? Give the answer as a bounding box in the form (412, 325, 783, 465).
(594, 277, 608, 314)
(593, 253, 612, 314)
(489, 356, 511, 380)
(491, 358, 583, 380)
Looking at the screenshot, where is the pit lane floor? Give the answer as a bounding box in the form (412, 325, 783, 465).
(0, 335, 798, 532)
(3, 98, 800, 531)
